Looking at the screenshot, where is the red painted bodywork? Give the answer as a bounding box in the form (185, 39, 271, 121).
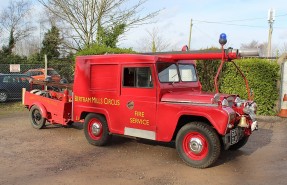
(72, 52, 239, 142)
(23, 49, 254, 143)
(24, 90, 72, 125)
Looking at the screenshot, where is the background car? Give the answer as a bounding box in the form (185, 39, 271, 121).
(0, 74, 35, 102)
(24, 68, 61, 82)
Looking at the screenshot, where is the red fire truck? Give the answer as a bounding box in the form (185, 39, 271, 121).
(23, 34, 258, 168)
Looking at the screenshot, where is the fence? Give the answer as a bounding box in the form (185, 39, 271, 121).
(0, 63, 74, 102)
(0, 63, 74, 82)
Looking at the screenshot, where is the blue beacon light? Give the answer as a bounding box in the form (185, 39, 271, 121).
(219, 33, 227, 46)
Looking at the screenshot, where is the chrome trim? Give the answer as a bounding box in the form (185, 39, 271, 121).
(222, 98, 229, 106)
(223, 107, 236, 134)
(91, 122, 102, 136)
(212, 93, 220, 103)
(243, 102, 257, 122)
(161, 100, 218, 107)
(189, 138, 203, 154)
(124, 127, 156, 140)
(234, 96, 243, 107)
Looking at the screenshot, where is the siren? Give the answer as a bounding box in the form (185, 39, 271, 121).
(219, 33, 227, 46)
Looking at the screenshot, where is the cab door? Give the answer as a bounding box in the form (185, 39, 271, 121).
(120, 64, 157, 140)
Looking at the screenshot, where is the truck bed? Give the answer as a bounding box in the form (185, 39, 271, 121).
(23, 88, 72, 125)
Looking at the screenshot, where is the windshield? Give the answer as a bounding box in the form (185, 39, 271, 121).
(157, 62, 197, 83)
(179, 64, 197, 82)
(157, 63, 179, 83)
(47, 70, 59, 75)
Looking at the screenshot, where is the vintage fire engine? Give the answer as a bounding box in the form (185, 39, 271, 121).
(23, 34, 258, 168)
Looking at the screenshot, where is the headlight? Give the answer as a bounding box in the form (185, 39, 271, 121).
(243, 101, 257, 122)
(212, 93, 220, 104)
(222, 98, 228, 106)
(234, 96, 242, 107)
(243, 106, 251, 114)
(249, 102, 257, 113)
(243, 102, 257, 114)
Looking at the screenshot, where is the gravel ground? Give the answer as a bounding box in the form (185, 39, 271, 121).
(0, 111, 287, 185)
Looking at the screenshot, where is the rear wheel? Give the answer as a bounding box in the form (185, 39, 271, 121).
(30, 105, 46, 129)
(0, 91, 8, 102)
(84, 113, 111, 146)
(176, 122, 221, 168)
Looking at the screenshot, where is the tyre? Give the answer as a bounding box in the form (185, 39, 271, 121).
(84, 113, 111, 146)
(0, 91, 8, 102)
(30, 89, 40, 94)
(35, 91, 45, 96)
(176, 122, 221, 168)
(229, 136, 249, 151)
(30, 105, 46, 129)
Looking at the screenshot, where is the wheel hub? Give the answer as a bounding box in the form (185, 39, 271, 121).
(189, 138, 203, 154)
(91, 122, 102, 136)
(0, 92, 7, 100)
(35, 113, 42, 121)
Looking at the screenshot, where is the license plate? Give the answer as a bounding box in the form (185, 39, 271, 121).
(230, 128, 239, 145)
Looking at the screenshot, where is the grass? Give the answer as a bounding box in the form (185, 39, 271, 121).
(0, 101, 27, 114)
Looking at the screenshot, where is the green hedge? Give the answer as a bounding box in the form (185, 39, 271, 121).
(197, 58, 279, 115)
(196, 60, 225, 92)
(219, 58, 279, 115)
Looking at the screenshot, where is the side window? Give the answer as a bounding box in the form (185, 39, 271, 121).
(3, 76, 14, 83)
(3, 76, 10, 83)
(123, 67, 153, 88)
(30, 71, 42, 76)
(14, 77, 20, 82)
(30, 71, 37, 76)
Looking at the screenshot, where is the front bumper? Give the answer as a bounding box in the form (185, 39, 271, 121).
(223, 127, 245, 150)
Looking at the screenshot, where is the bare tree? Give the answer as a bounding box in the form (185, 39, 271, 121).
(240, 40, 260, 49)
(137, 27, 170, 52)
(38, 0, 160, 50)
(240, 40, 269, 57)
(0, 0, 35, 53)
(258, 42, 268, 57)
(278, 42, 287, 55)
(15, 36, 40, 56)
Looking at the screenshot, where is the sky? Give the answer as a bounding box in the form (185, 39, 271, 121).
(1, 0, 287, 52)
(124, 0, 287, 51)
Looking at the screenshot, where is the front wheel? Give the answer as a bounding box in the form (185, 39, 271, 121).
(176, 122, 221, 168)
(0, 91, 8, 102)
(84, 113, 111, 146)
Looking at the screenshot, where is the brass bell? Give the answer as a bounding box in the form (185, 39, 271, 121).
(238, 116, 249, 128)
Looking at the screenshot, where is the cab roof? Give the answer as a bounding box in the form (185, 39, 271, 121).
(75, 49, 239, 65)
